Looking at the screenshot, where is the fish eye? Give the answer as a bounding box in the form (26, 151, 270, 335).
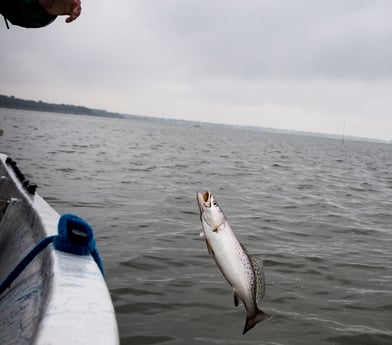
(213, 200, 218, 207)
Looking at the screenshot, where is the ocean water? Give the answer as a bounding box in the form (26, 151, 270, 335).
(1, 108, 392, 345)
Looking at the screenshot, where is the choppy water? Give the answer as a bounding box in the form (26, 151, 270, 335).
(1, 108, 392, 345)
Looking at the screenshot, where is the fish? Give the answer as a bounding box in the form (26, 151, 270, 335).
(196, 191, 270, 334)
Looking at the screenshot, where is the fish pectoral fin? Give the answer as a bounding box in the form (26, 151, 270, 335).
(243, 309, 270, 334)
(240, 242, 249, 254)
(205, 238, 214, 256)
(212, 223, 225, 233)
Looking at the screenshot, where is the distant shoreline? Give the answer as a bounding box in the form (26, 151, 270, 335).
(1, 94, 389, 144)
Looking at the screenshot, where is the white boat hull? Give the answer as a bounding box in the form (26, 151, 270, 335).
(0, 153, 119, 344)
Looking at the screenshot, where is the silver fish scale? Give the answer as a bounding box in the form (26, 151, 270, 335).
(237, 245, 256, 298)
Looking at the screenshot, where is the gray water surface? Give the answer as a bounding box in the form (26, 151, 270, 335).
(1, 108, 392, 344)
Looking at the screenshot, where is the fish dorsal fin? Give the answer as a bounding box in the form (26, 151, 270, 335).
(249, 255, 266, 309)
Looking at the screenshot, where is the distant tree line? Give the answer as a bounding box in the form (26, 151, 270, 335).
(0, 94, 123, 119)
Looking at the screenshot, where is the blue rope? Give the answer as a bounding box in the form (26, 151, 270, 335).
(0, 214, 104, 296)
(0, 236, 55, 295)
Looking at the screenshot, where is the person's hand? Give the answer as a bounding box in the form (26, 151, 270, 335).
(39, 0, 81, 23)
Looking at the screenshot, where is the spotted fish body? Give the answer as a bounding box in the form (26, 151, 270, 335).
(196, 191, 269, 334)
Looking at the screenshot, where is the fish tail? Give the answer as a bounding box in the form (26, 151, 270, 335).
(243, 309, 270, 334)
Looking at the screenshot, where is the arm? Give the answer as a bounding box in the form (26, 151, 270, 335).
(1, 0, 81, 28)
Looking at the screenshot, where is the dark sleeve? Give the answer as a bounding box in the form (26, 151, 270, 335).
(0, 0, 56, 28)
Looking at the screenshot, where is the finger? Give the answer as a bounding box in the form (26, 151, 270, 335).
(65, 0, 81, 23)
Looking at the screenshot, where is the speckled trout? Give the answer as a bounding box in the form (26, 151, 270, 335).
(197, 191, 270, 334)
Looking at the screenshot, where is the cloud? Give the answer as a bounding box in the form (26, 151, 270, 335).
(1, 0, 391, 140)
(128, 0, 392, 81)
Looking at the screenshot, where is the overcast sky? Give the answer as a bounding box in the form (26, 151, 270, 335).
(1, 1, 392, 140)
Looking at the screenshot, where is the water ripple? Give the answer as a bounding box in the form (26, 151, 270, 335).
(1, 109, 392, 345)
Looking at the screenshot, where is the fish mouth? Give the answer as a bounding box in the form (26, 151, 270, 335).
(197, 191, 211, 219)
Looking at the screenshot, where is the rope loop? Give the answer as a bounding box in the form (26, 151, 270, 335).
(54, 214, 105, 276)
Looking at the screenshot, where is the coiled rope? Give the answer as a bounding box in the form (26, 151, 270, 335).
(0, 214, 104, 296)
